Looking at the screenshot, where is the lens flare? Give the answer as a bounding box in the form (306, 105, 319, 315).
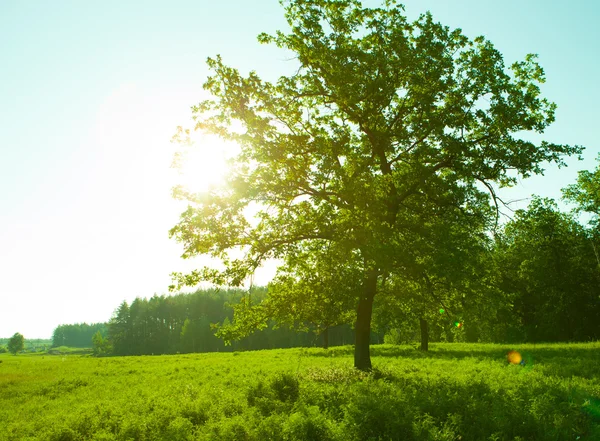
(454, 321, 463, 328)
(507, 350, 522, 365)
(439, 308, 445, 314)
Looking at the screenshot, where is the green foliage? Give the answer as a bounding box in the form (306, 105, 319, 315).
(52, 323, 107, 348)
(170, 0, 580, 370)
(49, 346, 92, 355)
(7, 332, 24, 355)
(563, 154, 600, 223)
(2, 343, 600, 440)
(91, 331, 111, 357)
(493, 197, 600, 342)
(384, 324, 419, 345)
(562, 156, 600, 277)
(104, 288, 356, 356)
(26, 339, 52, 352)
(247, 372, 300, 416)
(216, 271, 359, 349)
(225, 241, 360, 348)
(282, 405, 338, 441)
(108, 301, 131, 355)
(0, 338, 52, 353)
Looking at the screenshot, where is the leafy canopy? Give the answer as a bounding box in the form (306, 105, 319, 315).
(563, 155, 600, 225)
(170, 0, 580, 308)
(495, 197, 600, 341)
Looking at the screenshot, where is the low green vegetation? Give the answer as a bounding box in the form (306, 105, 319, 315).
(49, 346, 93, 355)
(2, 343, 599, 440)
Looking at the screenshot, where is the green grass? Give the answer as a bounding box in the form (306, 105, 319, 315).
(48, 346, 93, 355)
(1, 343, 599, 440)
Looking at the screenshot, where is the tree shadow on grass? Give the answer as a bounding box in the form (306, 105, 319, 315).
(304, 343, 600, 380)
(371, 342, 600, 360)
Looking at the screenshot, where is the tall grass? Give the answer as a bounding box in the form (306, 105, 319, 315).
(1, 342, 599, 440)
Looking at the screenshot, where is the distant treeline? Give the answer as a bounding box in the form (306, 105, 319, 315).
(0, 338, 51, 351)
(106, 288, 363, 356)
(52, 195, 600, 356)
(52, 323, 107, 348)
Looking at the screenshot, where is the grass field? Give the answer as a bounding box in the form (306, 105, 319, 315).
(47, 346, 93, 355)
(1, 343, 599, 440)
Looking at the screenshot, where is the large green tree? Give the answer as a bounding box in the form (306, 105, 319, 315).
(7, 332, 25, 355)
(170, 0, 581, 369)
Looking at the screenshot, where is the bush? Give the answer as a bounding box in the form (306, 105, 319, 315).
(270, 372, 300, 403)
(247, 372, 300, 416)
(342, 380, 415, 440)
(283, 406, 336, 441)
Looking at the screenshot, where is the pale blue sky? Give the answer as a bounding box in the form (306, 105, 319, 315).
(1, 0, 598, 338)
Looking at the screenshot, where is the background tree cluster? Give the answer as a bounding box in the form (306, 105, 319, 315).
(54, 165, 600, 357)
(219, 161, 600, 349)
(101, 176, 600, 356)
(489, 197, 600, 342)
(51, 323, 107, 348)
(105, 288, 358, 356)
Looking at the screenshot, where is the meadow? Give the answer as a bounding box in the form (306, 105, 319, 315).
(1, 343, 599, 441)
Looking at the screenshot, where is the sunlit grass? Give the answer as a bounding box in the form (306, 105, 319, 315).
(1, 343, 599, 440)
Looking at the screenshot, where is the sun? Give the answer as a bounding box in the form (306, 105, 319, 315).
(173, 132, 237, 193)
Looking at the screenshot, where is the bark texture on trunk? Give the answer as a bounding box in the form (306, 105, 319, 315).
(419, 317, 429, 351)
(323, 327, 329, 350)
(354, 270, 378, 371)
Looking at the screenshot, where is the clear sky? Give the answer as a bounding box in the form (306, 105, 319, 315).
(1, 0, 598, 339)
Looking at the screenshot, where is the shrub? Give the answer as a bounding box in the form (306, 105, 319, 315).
(342, 380, 415, 440)
(165, 417, 194, 441)
(282, 406, 337, 441)
(270, 373, 300, 403)
(247, 372, 300, 416)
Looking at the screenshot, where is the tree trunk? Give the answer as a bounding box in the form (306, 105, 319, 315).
(323, 327, 329, 350)
(419, 317, 429, 351)
(354, 270, 378, 371)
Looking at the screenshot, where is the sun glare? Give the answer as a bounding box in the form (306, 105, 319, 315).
(173, 132, 237, 193)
